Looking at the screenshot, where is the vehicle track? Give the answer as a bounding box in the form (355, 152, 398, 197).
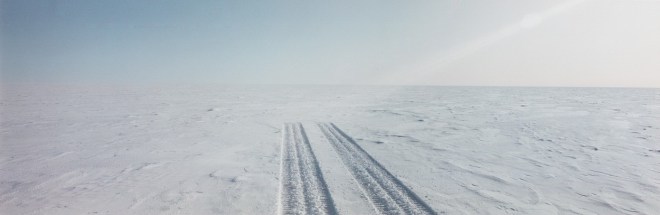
(318, 123, 436, 215)
(278, 123, 337, 215)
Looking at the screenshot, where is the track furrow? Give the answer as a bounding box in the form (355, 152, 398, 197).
(318, 123, 436, 215)
(278, 123, 336, 215)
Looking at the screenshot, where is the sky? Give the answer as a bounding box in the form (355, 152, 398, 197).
(1, 0, 659, 87)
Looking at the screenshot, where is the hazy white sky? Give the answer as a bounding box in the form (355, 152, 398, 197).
(1, 0, 659, 87)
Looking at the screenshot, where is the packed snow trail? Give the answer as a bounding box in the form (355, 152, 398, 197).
(278, 123, 337, 215)
(318, 123, 436, 215)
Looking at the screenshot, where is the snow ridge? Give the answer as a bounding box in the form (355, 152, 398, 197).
(318, 123, 436, 215)
(278, 123, 337, 215)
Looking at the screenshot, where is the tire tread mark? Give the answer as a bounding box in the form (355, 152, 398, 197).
(318, 123, 436, 215)
(278, 123, 337, 215)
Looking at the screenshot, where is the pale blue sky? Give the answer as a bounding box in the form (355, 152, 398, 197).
(2, 0, 659, 87)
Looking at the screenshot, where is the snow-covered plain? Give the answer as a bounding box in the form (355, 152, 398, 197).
(1, 85, 659, 214)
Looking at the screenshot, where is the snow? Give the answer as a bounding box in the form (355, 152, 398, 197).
(1, 85, 659, 214)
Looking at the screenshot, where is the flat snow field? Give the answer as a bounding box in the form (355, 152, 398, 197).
(1, 85, 659, 215)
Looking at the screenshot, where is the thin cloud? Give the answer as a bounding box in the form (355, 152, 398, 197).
(378, 0, 589, 85)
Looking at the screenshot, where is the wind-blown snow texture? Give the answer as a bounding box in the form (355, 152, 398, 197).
(1, 85, 659, 214)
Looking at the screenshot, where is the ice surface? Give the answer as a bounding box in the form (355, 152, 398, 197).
(1, 85, 659, 214)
